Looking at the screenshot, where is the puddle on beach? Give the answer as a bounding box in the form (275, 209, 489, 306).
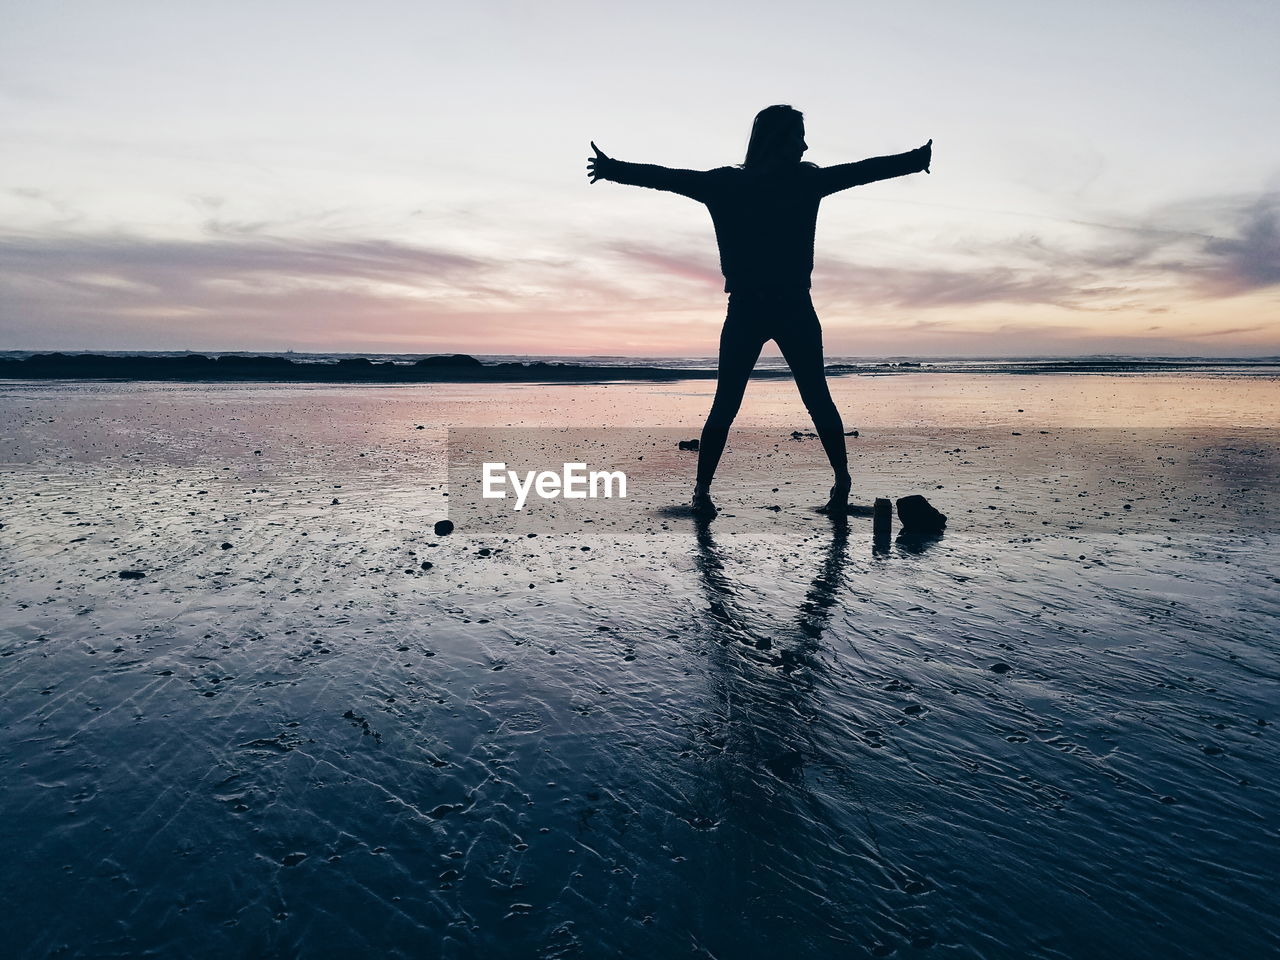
(1, 375, 1277, 958)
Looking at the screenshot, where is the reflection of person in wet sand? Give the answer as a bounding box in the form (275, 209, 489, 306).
(694, 513, 851, 649)
(588, 105, 931, 518)
(682, 514, 847, 948)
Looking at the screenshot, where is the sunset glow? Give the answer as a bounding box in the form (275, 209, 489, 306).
(2, 1, 1277, 356)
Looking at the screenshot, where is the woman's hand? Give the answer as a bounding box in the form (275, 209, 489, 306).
(587, 141, 612, 184)
(918, 138, 932, 174)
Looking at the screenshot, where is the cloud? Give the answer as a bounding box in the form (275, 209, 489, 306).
(814, 259, 1129, 311)
(0, 224, 697, 351)
(1059, 190, 1280, 298)
(606, 241, 724, 289)
(1199, 193, 1280, 294)
(604, 236, 1142, 313)
(0, 228, 503, 349)
(1, 187, 1277, 353)
(811, 190, 1280, 311)
(0, 231, 487, 289)
(1183, 324, 1269, 339)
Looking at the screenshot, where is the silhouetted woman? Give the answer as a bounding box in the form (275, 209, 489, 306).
(588, 105, 931, 517)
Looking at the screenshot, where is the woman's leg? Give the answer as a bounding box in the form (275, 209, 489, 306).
(774, 298, 850, 494)
(696, 298, 765, 490)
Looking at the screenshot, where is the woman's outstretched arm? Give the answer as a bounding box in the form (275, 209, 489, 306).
(814, 139, 932, 197)
(587, 142, 712, 202)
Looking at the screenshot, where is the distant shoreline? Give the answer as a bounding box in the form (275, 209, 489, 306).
(0, 352, 720, 383)
(1, 352, 1277, 383)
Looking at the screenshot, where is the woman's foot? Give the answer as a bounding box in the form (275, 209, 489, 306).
(820, 476, 852, 514)
(692, 486, 718, 519)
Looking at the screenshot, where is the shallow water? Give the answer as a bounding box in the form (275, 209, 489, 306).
(1, 375, 1277, 958)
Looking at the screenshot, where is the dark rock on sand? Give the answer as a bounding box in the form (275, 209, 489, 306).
(414, 354, 483, 368)
(678, 439, 700, 451)
(118, 570, 146, 579)
(896, 495, 947, 533)
(434, 519, 454, 537)
(990, 662, 1011, 674)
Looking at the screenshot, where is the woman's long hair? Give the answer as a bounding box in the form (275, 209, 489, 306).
(743, 104, 805, 169)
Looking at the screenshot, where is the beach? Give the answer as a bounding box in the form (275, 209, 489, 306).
(2, 372, 1277, 958)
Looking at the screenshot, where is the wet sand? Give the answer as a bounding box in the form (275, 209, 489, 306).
(1, 374, 1277, 959)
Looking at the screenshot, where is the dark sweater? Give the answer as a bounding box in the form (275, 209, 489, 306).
(601, 149, 927, 293)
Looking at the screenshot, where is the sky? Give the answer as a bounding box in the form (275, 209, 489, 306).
(1, 0, 1278, 357)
